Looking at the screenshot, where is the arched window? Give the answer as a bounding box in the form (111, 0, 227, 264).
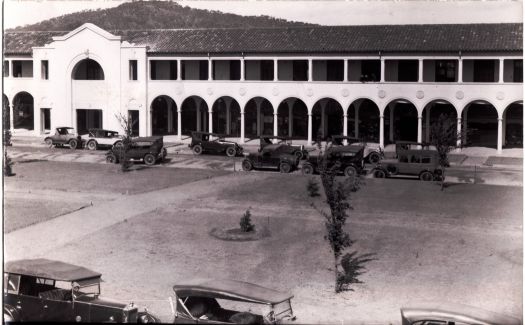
(73, 59, 105, 80)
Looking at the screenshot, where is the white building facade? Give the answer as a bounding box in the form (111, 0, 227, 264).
(3, 23, 523, 152)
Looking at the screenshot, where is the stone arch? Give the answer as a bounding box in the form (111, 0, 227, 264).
(212, 96, 241, 137)
(276, 98, 308, 138)
(12, 91, 34, 130)
(312, 98, 344, 141)
(422, 99, 458, 143)
(151, 95, 177, 136)
(72, 58, 105, 80)
(181, 96, 208, 136)
(244, 97, 274, 138)
(347, 98, 380, 142)
(384, 98, 418, 143)
(462, 100, 498, 148)
(503, 101, 523, 148)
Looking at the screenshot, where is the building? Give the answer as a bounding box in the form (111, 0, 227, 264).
(3, 23, 523, 152)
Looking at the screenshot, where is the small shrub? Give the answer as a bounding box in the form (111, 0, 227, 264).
(239, 209, 255, 232)
(336, 251, 376, 292)
(306, 178, 320, 197)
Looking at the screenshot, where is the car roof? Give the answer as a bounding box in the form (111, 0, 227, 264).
(5, 259, 101, 282)
(132, 136, 163, 142)
(329, 145, 364, 153)
(89, 128, 117, 133)
(173, 279, 293, 305)
(401, 302, 521, 325)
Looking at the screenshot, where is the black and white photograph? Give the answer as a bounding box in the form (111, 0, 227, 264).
(2, 0, 523, 323)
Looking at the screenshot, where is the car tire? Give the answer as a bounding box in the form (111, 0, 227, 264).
(69, 139, 78, 150)
(193, 145, 203, 155)
(368, 152, 381, 164)
(302, 163, 314, 175)
(241, 160, 253, 171)
(113, 141, 123, 148)
(344, 165, 358, 178)
(44, 138, 53, 148)
(294, 150, 303, 160)
(279, 162, 292, 173)
(138, 312, 160, 324)
(226, 147, 236, 157)
(144, 154, 156, 166)
(87, 140, 97, 151)
(420, 171, 434, 181)
(373, 169, 386, 178)
(106, 154, 117, 164)
(386, 165, 399, 175)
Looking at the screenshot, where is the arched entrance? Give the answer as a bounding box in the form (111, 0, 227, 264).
(384, 99, 418, 143)
(347, 99, 380, 142)
(244, 97, 273, 138)
(151, 96, 177, 136)
(72, 59, 105, 80)
(312, 98, 343, 141)
(462, 101, 498, 148)
(12, 92, 34, 130)
(504, 101, 523, 148)
(422, 100, 457, 143)
(212, 97, 241, 137)
(277, 98, 308, 138)
(181, 96, 208, 136)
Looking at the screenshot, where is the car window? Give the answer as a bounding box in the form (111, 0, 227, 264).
(58, 128, 68, 135)
(421, 157, 432, 164)
(4, 273, 21, 294)
(411, 155, 421, 163)
(203, 135, 209, 141)
(399, 155, 409, 163)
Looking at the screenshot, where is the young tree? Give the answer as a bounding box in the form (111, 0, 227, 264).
(3, 98, 14, 176)
(115, 113, 134, 172)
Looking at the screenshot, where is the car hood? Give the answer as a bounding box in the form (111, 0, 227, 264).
(218, 140, 237, 145)
(75, 296, 130, 309)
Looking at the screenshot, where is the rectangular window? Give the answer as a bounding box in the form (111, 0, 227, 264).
(4, 274, 20, 294)
(278, 60, 308, 81)
(41, 60, 49, 80)
(434, 60, 457, 82)
(503, 59, 523, 83)
(397, 60, 418, 82)
(150, 60, 177, 80)
(12, 60, 33, 78)
(181, 60, 208, 80)
(3, 60, 9, 77)
(212, 60, 241, 80)
(129, 60, 138, 80)
(470, 60, 497, 82)
(313, 60, 344, 81)
(245, 60, 274, 81)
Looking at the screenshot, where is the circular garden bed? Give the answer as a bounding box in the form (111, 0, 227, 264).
(209, 227, 270, 241)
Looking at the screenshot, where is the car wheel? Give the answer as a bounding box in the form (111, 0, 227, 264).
(106, 154, 117, 164)
(386, 165, 399, 175)
(226, 147, 236, 157)
(144, 154, 156, 166)
(420, 171, 434, 181)
(69, 139, 78, 150)
(344, 166, 358, 178)
(138, 312, 160, 323)
(192, 145, 203, 155)
(368, 152, 381, 164)
(44, 138, 53, 148)
(113, 141, 123, 148)
(294, 150, 303, 160)
(87, 140, 97, 151)
(302, 163, 314, 175)
(373, 169, 386, 178)
(279, 162, 292, 173)
(241, 160, 253, 171)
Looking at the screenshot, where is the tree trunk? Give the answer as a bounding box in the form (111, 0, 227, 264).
(440, 168, 446, 191)
(334, 256, 339, 293)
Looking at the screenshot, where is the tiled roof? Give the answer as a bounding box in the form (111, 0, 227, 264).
(4, 24, 522, 55)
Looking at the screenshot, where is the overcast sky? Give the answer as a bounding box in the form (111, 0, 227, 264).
(3, 0, 523, 29)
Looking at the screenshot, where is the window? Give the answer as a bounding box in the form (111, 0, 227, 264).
(41, 60, 49, 80)
(181, 60, 208, 80)
(399, 155, 409, 163)
(12, 60, 33, 78)
(129, 60, 138, 80)
(503, 59, 523, 83)
(397, 60, 418, 82)
(473, 60, 497, 82)
(360, 60, 381, 82)
(410, 155, 421, 163)
(4, 274, 21, 294)
(73, 59, 104, 80)
(3, 60, 9, 77)
(435, 60, 456, 82)
(513, 60, 523, 82)
(313, 60, 344, 81)
(212, 60, 241, 80)
(245, 60, 274, 81)
(150, 60, 177, 80)
(421, 157, 431, 164)
(278, 60, 308, 81)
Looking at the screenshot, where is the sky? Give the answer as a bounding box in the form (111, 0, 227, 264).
(3, 0, 523, 29)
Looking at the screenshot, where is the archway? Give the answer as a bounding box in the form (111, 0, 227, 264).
(244, 97, 273, 138)
(212, 97, 241, 137)
(384, 99, 418, 143)
(151, 96, 177, 136)
(12, 92, 34, 130)
(181, 96, 208, 136)
(462, 101, 498, 148)
(504, 101, 523, 148)
(72, 59, 105, 80)
(347, 99, 380, 142)
(277, 98, 308, 138)
(422, 100, 458, 143)
(312, 98, 343, 141)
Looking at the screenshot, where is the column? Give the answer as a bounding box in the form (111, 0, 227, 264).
(456, 117, 462, 149)
(308, 59, 313, 82)
(389, 104, 394, 142)
(288, 104, 293, 137)
(226, 105, 231, 135)
(240, 58, 245, 81)
(240, 112, 245, 144)
(343, 59, 348, 82)
(209, 110, 213, 133)
(417, 114, 423, 143)
(208, 59, 213, 81)
(321, 104, 326, 139)
(499, 59, 504, 83)
(177, 60, 181, 80)
(463, 108, 468, 144)
(256, 103, 261, 136)
(196, 108, 201, 131)
(273, 113, 278, 137)
(502, 110, 507, 147)
(380, 59, 385, 82)
(273, 59, 278, 81)
(418, 59, 423, 82)
(425, 108, 430, 142)
(343, 114, 348, 137)
(354, 105, 359, 139)
(177, 109, 182, 141)
(307, 113, 313, 146)
(9, 105, 14, 132)
(379, 114, 385, 148)
(458, 59, 463, 83)
(497, 117, 503, 154)
(167, 104, 173, 133)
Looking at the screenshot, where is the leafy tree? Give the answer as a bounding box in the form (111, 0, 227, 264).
(239, 208, 255, 232)
(115, 113, 134, 172)
(3, 98, 13, 176)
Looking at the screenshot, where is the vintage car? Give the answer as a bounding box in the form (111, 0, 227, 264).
(106, 136, 167, 166)
(44, 127, 81, 150)
(331, 135, 383, 164)
(3, 258, 158, 323)
(241, 144, 300, 173)
(260, 137, 308, 160)
(189, 132, 243, 157)
(301, 144, 365, 178)
(81, 128, 123, 150)
(400, 302, 521, 325)
(172, 279, 295, 324)
(372, 149, 442, 181)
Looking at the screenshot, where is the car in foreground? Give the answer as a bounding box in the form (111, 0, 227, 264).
(301, 144, 364, 178)
(172, 279, 295, 324)
(106, 136, 167, 166)
(260, 137, 308, 160)
(401, 302, 521, 325)
(3, 258, 158, 323)
(331, 135, 383, 164)
(189, 132, 243, 157)
(44, 127, 81, 150)
(372, 149, 442, 181)
(81, 128, 123, 150)
(241, 143, 300, 173)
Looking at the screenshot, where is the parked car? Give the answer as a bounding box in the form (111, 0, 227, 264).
(189, 132, 243, 157)
(301, 145, 365, 178)
(401, 302, 521, 325)
(81, 128, 123, 150)
(331, 135, 383, 164)
(372, 149, 442, 181)
(3, 258, 158, 323)
(106, 136, 167, 166)
(260, 137, 308, 160)
(241, 144, 300, 173)
(172, 279, 295, 324)
(44, 127, 81, 150)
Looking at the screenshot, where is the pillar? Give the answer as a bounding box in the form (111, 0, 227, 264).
(458, 59, 463, 83)
(196, 107, 201, 131)
(240, 58, 245, 81)
(321, 104, 326, 139)
(463, 108, 468, 144)
(208, 59, 213, 81)
(273, 113, 278, 137)
(425, 108, 431, 142)
(354, 104, 359, 139)
(308, 59, 313, 82)
(226, 105, 231, 135)
(497, 117, 503, 154)
(167, 103, 173, 133)
(502, 110, 507, 147)
(343, 60, 348, 82)
(256, 103, 261, 136)
(380, 59, 385, 82)
(288, 104, 293, 137)
(343, 114, 348, 137)
(177, 60, 181, 80)
(418, 59, 423, 82)
(240, 112, 245, 144)
(307, 113, 313, 146)
(209, 110, 213, 133)
(499, 59, 504, 83)
(177, 109, 182, 141)
(379, 114, 385, 148)
(417, 114, 423, 143)
(456, 117, 462, 149)
(9, 104, 14, 132)
(274, 59, 278, 81)
(389, 104, 394, 142)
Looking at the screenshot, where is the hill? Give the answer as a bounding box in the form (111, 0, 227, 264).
(10, 1, 315, 31)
